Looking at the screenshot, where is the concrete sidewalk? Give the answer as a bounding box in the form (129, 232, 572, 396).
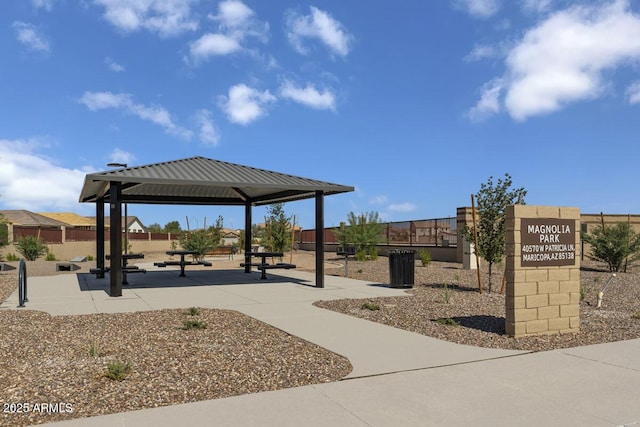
(3, 267, 640, 426)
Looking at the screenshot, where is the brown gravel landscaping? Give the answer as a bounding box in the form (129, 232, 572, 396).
(1, 251, 639, 426)
(316, 257, 640, 352)
(0, 254, 351, 426)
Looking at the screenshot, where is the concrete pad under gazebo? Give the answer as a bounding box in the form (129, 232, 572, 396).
(78, 156, 354, 297)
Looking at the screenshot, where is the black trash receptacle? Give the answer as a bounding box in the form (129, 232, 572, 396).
(389, 250, 415, 288)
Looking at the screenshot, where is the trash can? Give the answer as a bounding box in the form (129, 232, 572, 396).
(389, 250, 415, 288)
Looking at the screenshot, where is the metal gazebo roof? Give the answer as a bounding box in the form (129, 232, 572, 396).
(79, 156, 354, 206)
(79, 156, 354, 297)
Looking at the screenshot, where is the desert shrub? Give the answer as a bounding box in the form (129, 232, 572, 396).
(14, 236, 48, 261)
(183, 318, 207, 330)
(104, 361, 131, 381)
(187, 307, 201, 316)
(6, 253, 19, 261)
(45, 251, 56, 261)
(583, 222, 640, 272)
(418, 249, 432, 267)
(435, 317, 460, 326)
(361, 302, 380, 311)
(88, 339, 105, 357)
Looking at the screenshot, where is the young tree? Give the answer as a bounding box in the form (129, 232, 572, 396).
(583, 222, 640, 272)
(334, 211, 385, 260)
(263, 203, 291, 253)
(463, 173, 527, 292)
(179, 216, 223, 261)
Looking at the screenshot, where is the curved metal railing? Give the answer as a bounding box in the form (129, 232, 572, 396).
(18, 259, 28, 308)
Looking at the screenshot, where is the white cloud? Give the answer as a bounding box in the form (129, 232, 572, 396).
(79, 91, 193, 139)
(0, 138, 91, 211)
(209, 0, 255, 31)
(285, 6, 353, 57)
(464, 44, 498, 62)
(93, 0, 199, 37)
(469, 0, 640, 121)
(187, 1, 268, 64)
(189, 33, 241, 59)
(521, 0, 553, 14)
(455, 0, 501, 18)
(105, 57, 125, 72)
(370, 195, 389, 205)
(279, 81, 336, 111)
(194, 109, 220, 146)
(218, 84, 276, 125)
(12, 22, 50, 52)
(627, 81, 640, 105)
(108, 148, 135, 165)
(388, 203, 416, 213)
(32, 0, 55, 11)
(469, 79, 503, 122)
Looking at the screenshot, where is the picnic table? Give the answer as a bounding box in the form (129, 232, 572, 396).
(101, 253, 146, 284)
(241, 251, 296, 280)
(154, 250, 212, 277)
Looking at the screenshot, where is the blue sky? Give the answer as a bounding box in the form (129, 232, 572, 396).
(1, 0, 640, 230)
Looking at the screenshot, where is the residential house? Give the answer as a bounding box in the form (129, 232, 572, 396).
(0, 210, 68, 228)
(39, 212, 96, 230)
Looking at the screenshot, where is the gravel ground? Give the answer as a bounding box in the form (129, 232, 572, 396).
(0, 254, 351, 426)
(315, 256, 640, 352)
(1, 251, 639, 425)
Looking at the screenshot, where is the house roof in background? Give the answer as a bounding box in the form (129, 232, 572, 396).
(79, 156, 354, 207)
(39, 212, 95, 227)
(0, 210, 68, 227)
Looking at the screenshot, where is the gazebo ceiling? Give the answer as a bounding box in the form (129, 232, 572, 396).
(79, 156, 354, 206)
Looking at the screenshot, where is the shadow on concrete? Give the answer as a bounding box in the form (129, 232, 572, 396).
(441, 314, 506, 335)
(77, 269, 312, 295)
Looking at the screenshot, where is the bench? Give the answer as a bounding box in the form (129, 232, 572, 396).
(56, 263, 80, 272)
(337, 246, 356, 257)
(90, 266, 147, 285)
(90, 267, 147, 275)
(154, 259, 212, 277)
(241, 262, 296, 280)
(205, 246, 236, 259)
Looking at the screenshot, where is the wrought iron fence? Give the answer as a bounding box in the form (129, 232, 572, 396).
(299, 217, 457, 247)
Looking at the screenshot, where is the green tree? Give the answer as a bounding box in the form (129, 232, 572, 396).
(463, 173, 527, 292)
(179, 216, 223, 261)
(147, 223, 162, 233)
(164, 221, 182, 234)
(251, 223, 265, 247)
(334, 211, 384, 260)
(15, 236, 49, 261)
(262, 203, 291, 253)
(583, 222, 640, 272)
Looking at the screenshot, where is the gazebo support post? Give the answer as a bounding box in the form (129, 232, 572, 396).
(244, 202, 252, 273)
(96, 199, 105, 278)
(315, 191, 324, 288)
(109, 181, 123, 297)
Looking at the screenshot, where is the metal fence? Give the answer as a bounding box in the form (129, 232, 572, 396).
(299, 217, 457, 247)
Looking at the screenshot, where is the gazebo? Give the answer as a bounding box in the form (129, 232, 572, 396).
(78, 156, 354, 297)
